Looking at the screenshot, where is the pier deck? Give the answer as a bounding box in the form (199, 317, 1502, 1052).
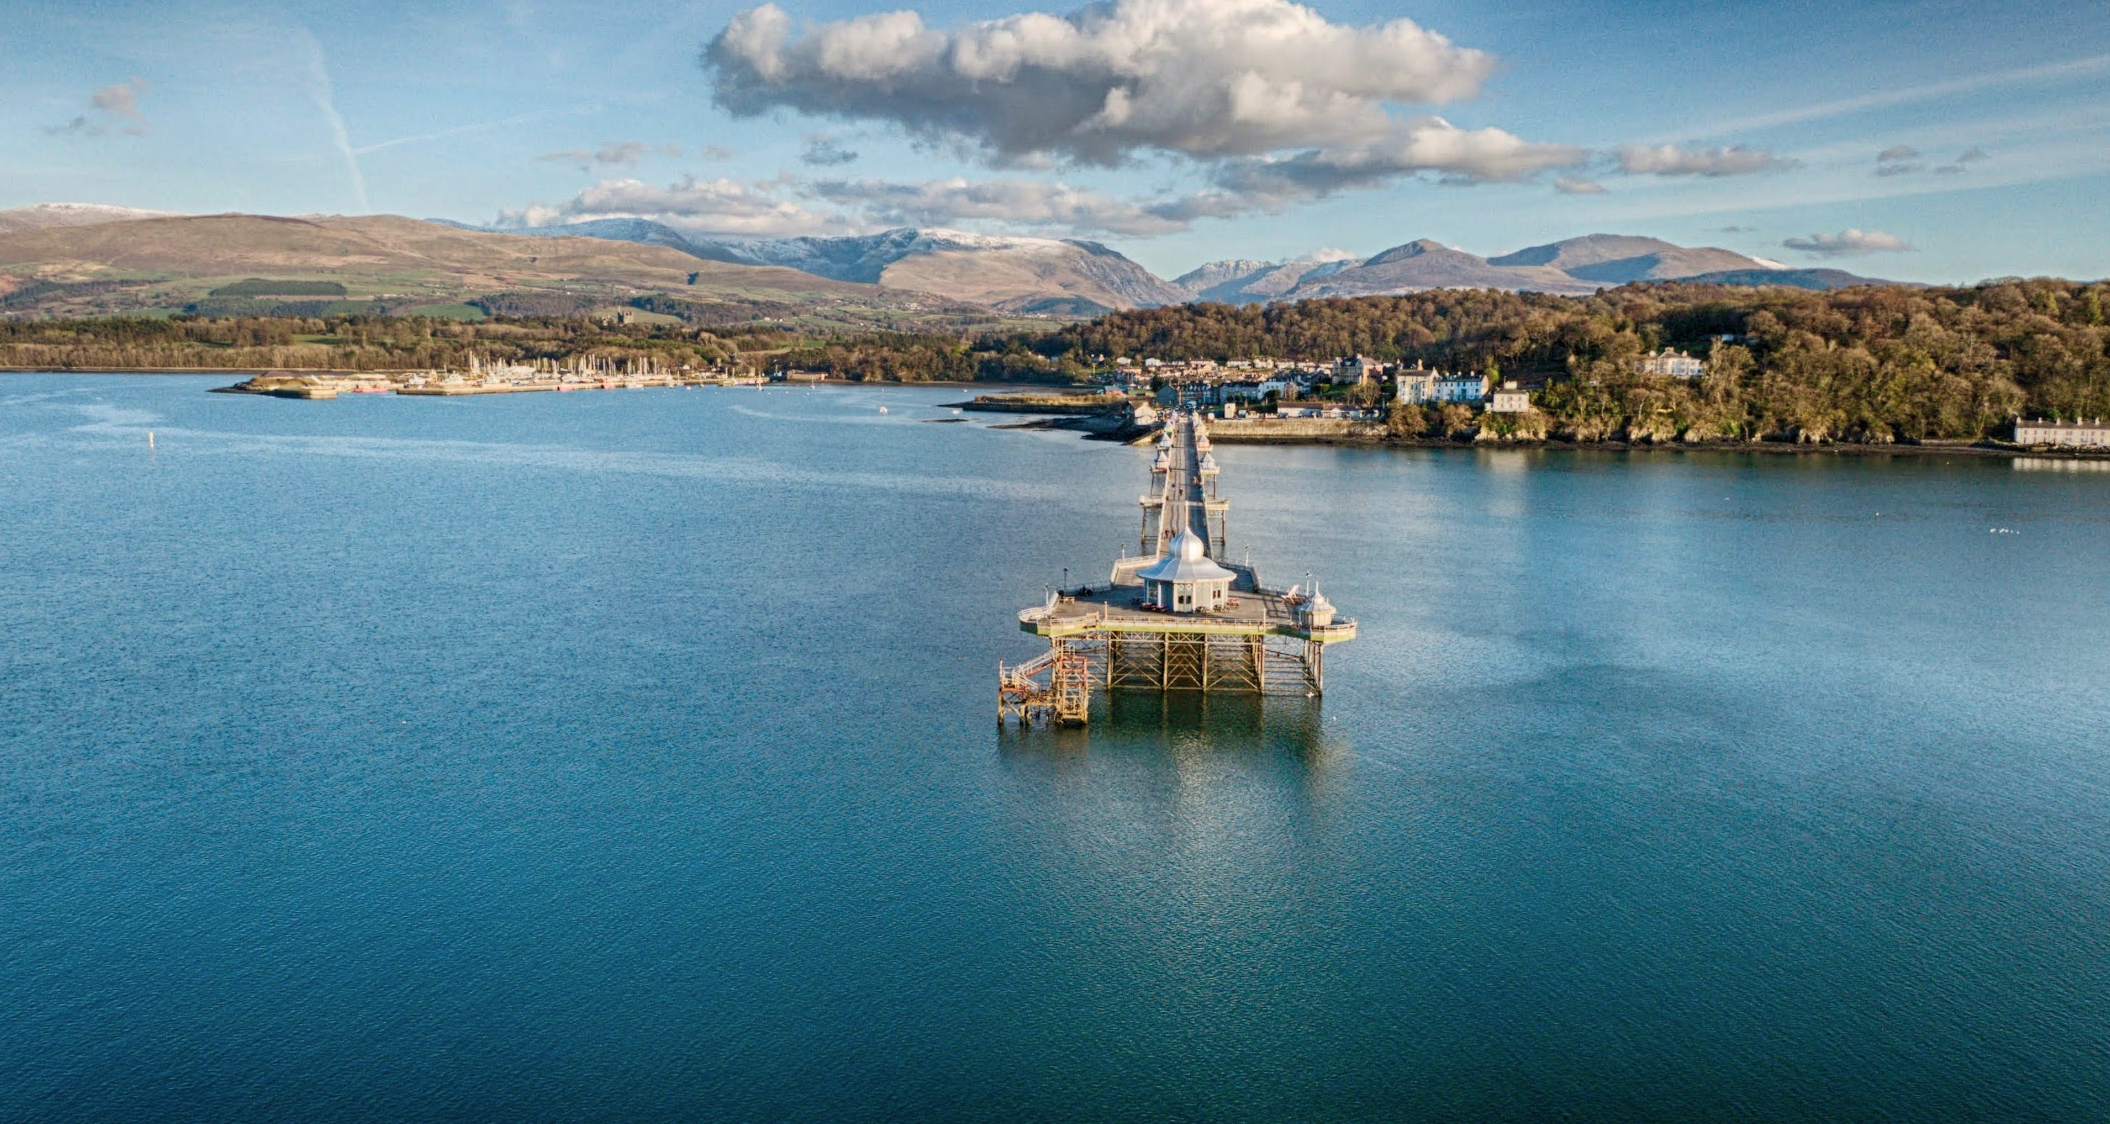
(1001, 413, 1353, 727)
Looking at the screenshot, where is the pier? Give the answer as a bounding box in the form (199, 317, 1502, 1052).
(999, 413, 1355, 727)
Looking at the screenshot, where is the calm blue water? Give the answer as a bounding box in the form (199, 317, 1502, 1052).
(4, 374, 2109, 1122)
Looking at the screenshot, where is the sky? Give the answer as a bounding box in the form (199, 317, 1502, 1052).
(4, 0, 2107, 281)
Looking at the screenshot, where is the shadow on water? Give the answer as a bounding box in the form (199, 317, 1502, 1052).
(999, 690, 1350, 779)
(991, 691, 1358, 904)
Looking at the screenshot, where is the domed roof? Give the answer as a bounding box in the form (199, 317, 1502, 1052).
(1138, 530, 1236, 584)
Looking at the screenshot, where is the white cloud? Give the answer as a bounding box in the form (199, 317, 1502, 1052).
(1555, 175, 1607, 195)
(1187, 118, 1585, 215)
(690, 0, 1614, 233)
(515, 119, 1581, 243)
(704, 0, 1501, 166)
(1616, 144, 1798, 177)
(811, 175, 1183, 234)
(501, 175, 842, 237)
(1782, 228, 1913, 257)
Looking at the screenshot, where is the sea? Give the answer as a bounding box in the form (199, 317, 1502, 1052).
(3, 374, 2108, 1122)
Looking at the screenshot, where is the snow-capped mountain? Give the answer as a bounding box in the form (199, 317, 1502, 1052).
(1175, 252, 1358, 303)
(0, 203, 180, 235)
(477, 218, 1900, 311)
(1195, 235, 1806, 303)
(487, 222, 1188, 312)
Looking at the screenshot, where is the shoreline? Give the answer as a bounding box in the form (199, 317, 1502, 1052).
(0, 367, 1079, 391)
(12, 367, 2101, 460)
(1208, 432, 2110, 461)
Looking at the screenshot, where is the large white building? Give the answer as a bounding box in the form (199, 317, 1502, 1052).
(1636, 348, 1706, 379)
(1256, 374, 1309, 399)
(1433, 372, 1489, 403)
(1396, 368, 1488, 404)
(2014, 418, 2110, 447)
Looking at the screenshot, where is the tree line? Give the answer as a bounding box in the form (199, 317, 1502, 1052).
(1045, 279, 2110, 441)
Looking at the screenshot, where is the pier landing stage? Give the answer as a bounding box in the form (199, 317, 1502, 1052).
(1000, 413, 1354, 727)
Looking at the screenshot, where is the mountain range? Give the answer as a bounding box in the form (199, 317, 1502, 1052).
(483, 219, 1190, 314)
(486, 220, 1899, 308)
(0, 203, 1905, 322)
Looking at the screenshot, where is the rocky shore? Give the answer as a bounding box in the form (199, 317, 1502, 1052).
(947, 392, 1128, 416)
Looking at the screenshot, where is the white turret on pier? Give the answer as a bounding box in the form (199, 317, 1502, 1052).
(1136, 530, 1237, 613)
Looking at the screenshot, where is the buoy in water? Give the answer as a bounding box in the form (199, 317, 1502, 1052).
(148, 431, 155, 450)
(878, 405, 889, 414)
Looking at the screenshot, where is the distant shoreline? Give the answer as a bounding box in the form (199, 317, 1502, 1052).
(1208, 431, 2110, 461)
(0, 368, 1058, 391)
(12, 367, 2101, 460)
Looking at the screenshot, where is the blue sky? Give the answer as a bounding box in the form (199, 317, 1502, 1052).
(5, 0, 2106, 281)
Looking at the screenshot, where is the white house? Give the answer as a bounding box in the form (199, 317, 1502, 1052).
(1433, 372, 1489, 403)
(1488, 381, 1532, 413)
(1636, 348, 1706, 379)
(2014, 418, 2110, 447)
(1256, 375, 1309, 399)
(1395, 366, 1437, 404)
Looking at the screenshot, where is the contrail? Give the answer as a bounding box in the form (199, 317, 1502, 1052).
(354, 101, 611, 157)
(297, 27, 371, 214)
(1661, 53, 2110, 143)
